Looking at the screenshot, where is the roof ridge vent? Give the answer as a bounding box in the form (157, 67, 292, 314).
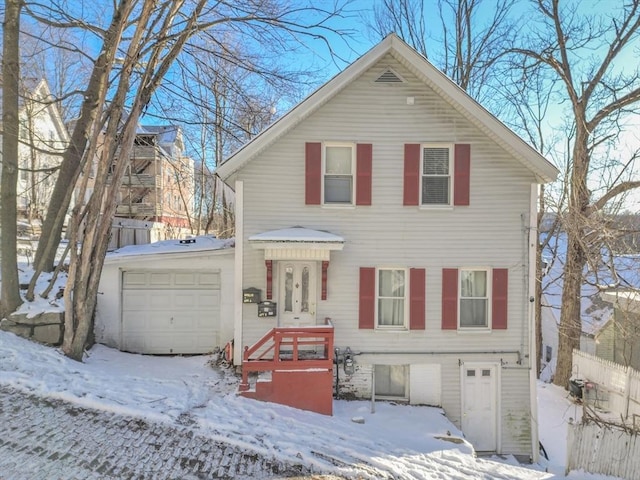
(375, 68, 405, 84)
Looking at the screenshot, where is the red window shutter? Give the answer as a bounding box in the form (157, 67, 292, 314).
(409, 268, 426, 330)
(403, 144, 420, 206)
(492, 268, 508, 329)
(453, 144, 470, 206)
(442, 268, 458, 330)
(359, 267, 375, 329)
(305, 142, 322, 205)
(356, 143, 372, 205)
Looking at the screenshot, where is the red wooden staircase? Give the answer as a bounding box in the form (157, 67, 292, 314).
(238, 322, 334, 415)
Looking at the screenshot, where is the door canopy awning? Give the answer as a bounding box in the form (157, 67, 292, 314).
(249, 226, 344, 261)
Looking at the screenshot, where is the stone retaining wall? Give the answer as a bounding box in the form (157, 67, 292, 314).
(0, 312, 64, 345)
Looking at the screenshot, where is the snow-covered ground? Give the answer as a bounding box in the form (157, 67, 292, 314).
(0, 331, 621, 479)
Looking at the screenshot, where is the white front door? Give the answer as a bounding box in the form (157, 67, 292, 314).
(279, 261, 316, 327)
(461, 363, 498, 452)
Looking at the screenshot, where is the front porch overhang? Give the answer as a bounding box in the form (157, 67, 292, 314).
(248, 226, 344, 261)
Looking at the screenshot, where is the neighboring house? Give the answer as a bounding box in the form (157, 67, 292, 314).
(113, 124, 194, 231)
(216, 34, 558, 460)
(81, 123, 196, 247)
(540, 232, 640, 382)
(599, 290, 640, 370)
(95, 236, 234, 355)
(0, 78, 70, 227)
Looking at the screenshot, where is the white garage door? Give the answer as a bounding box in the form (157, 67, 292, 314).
(122, 270, 221, 354)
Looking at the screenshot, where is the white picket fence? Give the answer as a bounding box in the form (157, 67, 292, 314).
(572, 349, 640, 420)
(567, 422, 640, 478)
(567, 350, 640, 477)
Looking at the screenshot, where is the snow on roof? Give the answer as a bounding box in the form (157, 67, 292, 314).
(107, 236, 234, 260)
(249, 227, 344, 243)
(542, 232, 640, 335)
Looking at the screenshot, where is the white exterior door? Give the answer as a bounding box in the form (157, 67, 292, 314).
(278, 261, 316, 327)
(461, 363, 499, 452)
(121, 270, 221, 354)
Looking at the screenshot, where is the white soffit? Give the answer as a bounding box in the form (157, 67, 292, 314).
(249, 227, 345, 261)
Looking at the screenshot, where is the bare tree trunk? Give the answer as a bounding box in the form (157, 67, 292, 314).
(31, 0, 131, 275)
(555, 134, 590, 388)
(63, 0, 208, 360)
(1, 0, 24, 318)
(554, 233, 586, 386)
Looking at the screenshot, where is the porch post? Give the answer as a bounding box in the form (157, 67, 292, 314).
(321, 260, 329, 300)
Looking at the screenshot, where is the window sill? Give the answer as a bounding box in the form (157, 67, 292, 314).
(456, 328, 492, 334)
(321, 204, 356, 209)
(374, 327, 409, 333)
(418, 205, 454, 211)
(374, 395, 409, 403)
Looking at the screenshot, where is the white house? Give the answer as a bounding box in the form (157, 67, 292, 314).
(16, 78, 70, 222)
(216, 34, 558, 460)
(95, 236, 234, 355)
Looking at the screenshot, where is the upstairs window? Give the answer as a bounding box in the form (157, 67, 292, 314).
(324, 144, 354, 205)
(404, 143, 470, 207)
(306, 142, 372, 206)
(421, 146, 452, 205)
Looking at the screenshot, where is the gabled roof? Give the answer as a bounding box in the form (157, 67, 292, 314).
(0, 78, 69, 143)
(216, 33, 559, 183)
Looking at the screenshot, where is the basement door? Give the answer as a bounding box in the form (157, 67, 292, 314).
(278, 261, 316, 327)
(461, 363, 499, 452)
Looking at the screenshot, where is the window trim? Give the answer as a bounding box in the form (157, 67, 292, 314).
(458, 267, 491, 330)
(374, 364, 409, 401)
(420, 143, 453, 207)
(322, 142, 355, 206)
(375, 267, 409, 330)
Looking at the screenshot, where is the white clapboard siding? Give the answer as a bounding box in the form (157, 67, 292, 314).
(410, 364, 442, 406)
(238, 53, 535, 455)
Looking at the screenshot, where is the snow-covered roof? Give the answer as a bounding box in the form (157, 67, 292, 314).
(249, 227, 344, 244)
(140, 125, 179, 146)
(216, 33, 558, 184)
(106, 236, 234, 262)
(541, 232, 640, 336)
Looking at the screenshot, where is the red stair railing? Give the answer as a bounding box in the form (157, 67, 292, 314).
(239, 320, 334, 392)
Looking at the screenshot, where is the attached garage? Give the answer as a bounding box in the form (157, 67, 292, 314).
(95, 236, 234, 355)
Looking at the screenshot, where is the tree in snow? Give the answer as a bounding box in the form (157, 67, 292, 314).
(511, 0, 640, 389)
(4, 0, 351, 360)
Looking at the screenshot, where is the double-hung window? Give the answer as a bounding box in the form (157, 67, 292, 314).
(377, 268, 407, 328)
(459, 269, 489, 328)
(324, 144, 354, 205)
(421, 145, 452, 205)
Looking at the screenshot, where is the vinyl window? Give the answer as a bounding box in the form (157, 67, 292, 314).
(421, 145, 452, 205)
(323, 144, 354, 205)
(459, 269, 489, 328)
(377, 268, 407, 328)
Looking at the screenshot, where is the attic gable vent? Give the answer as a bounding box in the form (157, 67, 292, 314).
(375, 68, 405, 84)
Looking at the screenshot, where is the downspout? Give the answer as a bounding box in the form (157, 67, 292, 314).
(528, 183, 540, 463)
(233, 180, 244, 367)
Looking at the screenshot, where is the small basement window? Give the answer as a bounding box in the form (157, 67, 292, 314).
(375, 365, 408, 399)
